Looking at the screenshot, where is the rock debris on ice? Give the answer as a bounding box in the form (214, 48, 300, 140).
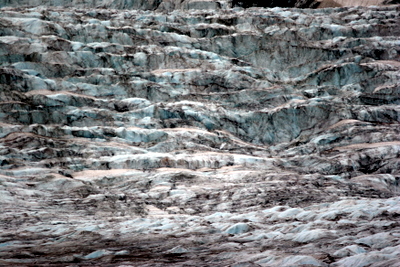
(0, 1, 400, 266)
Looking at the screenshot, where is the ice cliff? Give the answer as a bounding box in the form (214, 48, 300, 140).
(0, 1, 400, 266)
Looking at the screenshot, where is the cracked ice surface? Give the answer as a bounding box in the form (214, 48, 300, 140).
(0, 2, 400, 266)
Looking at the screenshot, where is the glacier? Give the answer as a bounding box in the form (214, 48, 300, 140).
(0, 0, 400, 266)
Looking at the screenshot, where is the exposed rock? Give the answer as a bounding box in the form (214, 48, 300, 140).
(0, 2, 399, 266)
